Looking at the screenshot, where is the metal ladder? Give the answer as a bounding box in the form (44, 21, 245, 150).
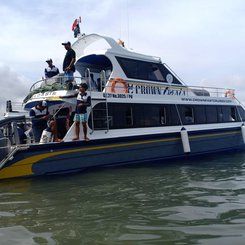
(85, 69, 110, 134)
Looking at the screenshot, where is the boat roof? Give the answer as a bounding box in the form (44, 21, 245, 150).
(72, 33, 161, 62)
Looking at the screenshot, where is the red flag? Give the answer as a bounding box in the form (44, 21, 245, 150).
(72, 19, 77, 31)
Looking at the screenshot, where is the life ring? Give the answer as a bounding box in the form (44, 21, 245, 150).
(110, 78, 128, 93)
(225, 89, 235, 98)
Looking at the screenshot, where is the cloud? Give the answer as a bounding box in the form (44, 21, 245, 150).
(0, 63, 29, 116)
(1, 0, 245, 106)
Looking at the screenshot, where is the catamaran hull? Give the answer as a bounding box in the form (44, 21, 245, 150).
(0, 126, 244, 180)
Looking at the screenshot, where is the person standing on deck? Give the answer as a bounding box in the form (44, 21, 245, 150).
(29, 101, 62, 143)
(60, 83, 91, 141)
(44, 59, 60, 78)
(29, 101, 49, 142)
(73, 83, 91, 141)
(62, 41, 76, 90)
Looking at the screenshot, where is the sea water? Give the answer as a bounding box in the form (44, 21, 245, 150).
(1, 152, 245, 245)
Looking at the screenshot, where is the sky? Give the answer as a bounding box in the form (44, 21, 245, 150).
(1, 0, 245, 115)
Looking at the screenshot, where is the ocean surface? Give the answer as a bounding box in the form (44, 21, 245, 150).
(1, 152, 245, 245)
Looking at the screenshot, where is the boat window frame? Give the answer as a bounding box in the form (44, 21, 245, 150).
(88, 103, 241, 130)
(115, 56, 182, 84)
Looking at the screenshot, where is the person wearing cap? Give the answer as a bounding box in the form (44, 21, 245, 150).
(29, 101, 62, 143)
(62, 41, 76, 89)
(29, 101, 50, 142)
(44, 59, 60, 79)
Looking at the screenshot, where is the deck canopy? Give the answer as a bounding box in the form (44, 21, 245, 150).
(75, 54, 112, 77)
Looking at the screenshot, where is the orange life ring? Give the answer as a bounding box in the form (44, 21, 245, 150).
(110, 78, 128, 93)
(225, 89, 235, 98)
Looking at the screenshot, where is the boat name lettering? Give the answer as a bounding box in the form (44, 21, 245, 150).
(33, 91, 57, 98)
(103, 93, 133, 99)
(127, 84, 186, 96)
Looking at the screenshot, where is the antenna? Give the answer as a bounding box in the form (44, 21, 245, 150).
(126, 0, 130, 48)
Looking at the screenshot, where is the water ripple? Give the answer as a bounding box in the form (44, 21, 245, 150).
(0, 153, 245, 244)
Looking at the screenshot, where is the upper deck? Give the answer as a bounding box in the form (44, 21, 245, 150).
(20, 33, 236, 109)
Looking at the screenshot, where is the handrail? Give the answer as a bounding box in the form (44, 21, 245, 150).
(29, 75, 84, 92)
(27, 72, 235, 99)
(0, 115, 26, 128)
(110, 79, 233, 98)
(101, 70, 109, 133)
(85, 68, 95, 135)
(100, 70, 106, 92)
(0, 144, 29, 169)
(0, 137, 11, 169)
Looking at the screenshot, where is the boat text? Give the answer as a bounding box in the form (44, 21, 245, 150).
(103, 93, 133, 99)
(181, 98, 232, 103)
(33, 92, 57, 98)
(127, 84, 186, 96)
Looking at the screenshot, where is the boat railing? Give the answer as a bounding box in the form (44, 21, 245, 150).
(29, 74, 84, 92)
(186, 85, 234, 98)
(27, 73, 234, 99)
(0, 116, 34, 145)
(105, 79, 234, 98)
(0, 137, 11, 168)
(5, 100, 24, 113)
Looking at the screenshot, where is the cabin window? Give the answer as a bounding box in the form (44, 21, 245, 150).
(169, 105, 181, 126)
(221, 106, 236, 122)
(126, 106, 133, 126)
(206, 106, 218, 123)
(133, 104, 158, 127)
(194, 105, 206, 124)
(237, 106, 245, 121)
(230, 107, 237, 121)
(178, 105, 194, 124)
(159, 107, 166, 125)
(88, 103, 238, 130)
(116, 56, 182, 84)
(149, 105, 163, 126)
(109, 103, 133, 128)
(217, 106, 223, 122)
(184, 107, 194, 124)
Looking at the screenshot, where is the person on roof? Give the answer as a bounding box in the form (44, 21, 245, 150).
(62, 41, 76, 90)
(44, 59, 60, 78)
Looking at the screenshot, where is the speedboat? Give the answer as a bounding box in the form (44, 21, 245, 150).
(1, 33, 245, 180)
